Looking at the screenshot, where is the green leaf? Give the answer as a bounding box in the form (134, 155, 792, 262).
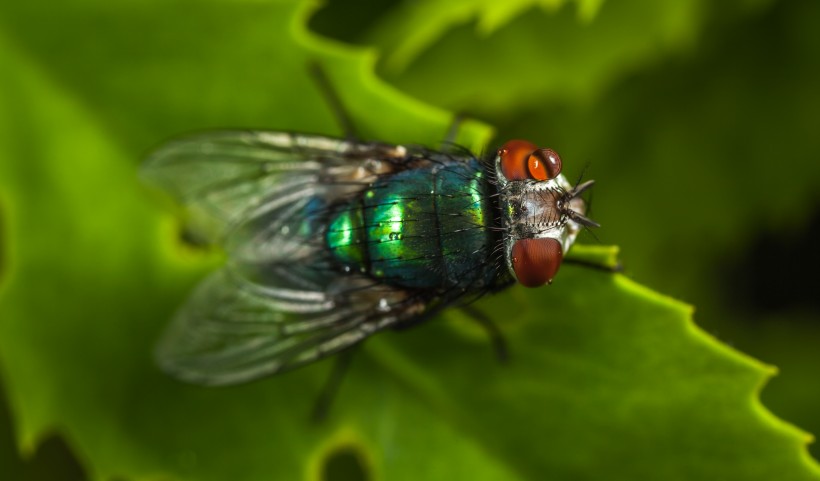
(365, 0, 732, 117)
(0, 1, 818, 481)
(488, 0, 820, 305)
(481, 1, 820, 456)
(0, 385, 88, 481)
(334, 0, 820, 462)
(353, 0, 605, 74)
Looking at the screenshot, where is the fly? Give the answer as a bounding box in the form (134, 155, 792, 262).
(142, 131, 598, 387)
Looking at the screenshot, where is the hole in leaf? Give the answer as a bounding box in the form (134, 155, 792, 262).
(0, 380, 88, 481)
(321, 446, 370, 481)
(23, 436, 88, 481)
(178, 224, 211, 250)
(722, 204, 820, 316)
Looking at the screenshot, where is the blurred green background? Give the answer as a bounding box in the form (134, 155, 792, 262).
(2, 0, 820, 479)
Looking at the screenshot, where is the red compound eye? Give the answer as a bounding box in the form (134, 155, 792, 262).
(499, 140, 562, 181)
(511, 238, 563, 287)
(527, 148, 562, 181)
(499, 139, 538, 180)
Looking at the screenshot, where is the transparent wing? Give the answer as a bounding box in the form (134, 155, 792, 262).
(144, 131, 424, 384)
(141, 130, 407, 243)
(156, 269, 416, 385)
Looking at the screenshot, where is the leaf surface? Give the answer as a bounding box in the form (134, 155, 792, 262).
(0, 1, 817, 480)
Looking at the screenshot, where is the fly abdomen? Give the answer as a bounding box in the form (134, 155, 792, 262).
(326, 160, 499, 290)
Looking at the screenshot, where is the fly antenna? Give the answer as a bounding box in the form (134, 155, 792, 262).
(567, 209, 601, 229)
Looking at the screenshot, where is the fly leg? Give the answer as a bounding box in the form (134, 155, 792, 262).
(311, 348, 356, 423)
(459, 305, 509, 363)
(441, 113, 465, 147)
(309, 62, 359, 141)
(563, 258, 624, 273)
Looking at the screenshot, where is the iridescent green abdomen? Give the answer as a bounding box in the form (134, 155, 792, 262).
(327, 159, 500, 289)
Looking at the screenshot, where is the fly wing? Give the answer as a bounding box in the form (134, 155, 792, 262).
(141, 130, 408, 243)
(155, 268, 419, 385)
(143, 131, 425, 385)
